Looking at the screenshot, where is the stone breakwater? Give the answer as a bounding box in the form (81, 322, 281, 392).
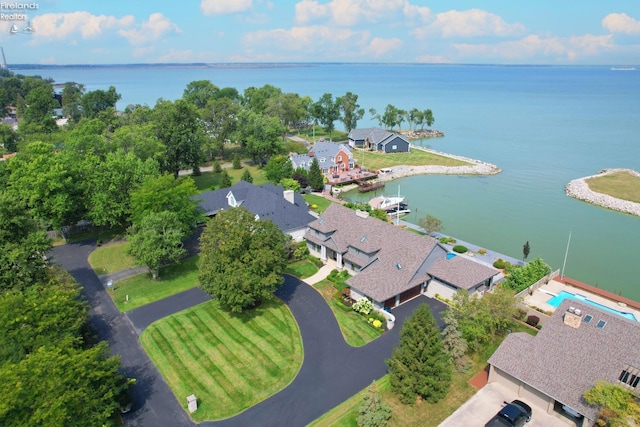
(565, 168, 640, 217)
(377, 145, 502, 182)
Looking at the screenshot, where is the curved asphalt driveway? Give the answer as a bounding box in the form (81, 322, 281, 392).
(52, 241, 447, 427)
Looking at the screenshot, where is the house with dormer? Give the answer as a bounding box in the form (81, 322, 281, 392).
(197, 181, 315, 240)
(304, 204, 499, 309)
(348, 127, 410, 153)
(290, 140, 354, 175)
(488, 299, 640, 426)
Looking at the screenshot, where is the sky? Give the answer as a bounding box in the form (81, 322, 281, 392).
(1, 0, 639, 65)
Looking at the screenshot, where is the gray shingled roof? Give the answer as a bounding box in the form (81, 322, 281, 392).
(348, 127, 383, 141)
(290, 141, 353, 172)
(488, 299, 640, 420)
(429, 256, 498, 290)
(307, 204, 438, 302)
(197, 181, 314, 233)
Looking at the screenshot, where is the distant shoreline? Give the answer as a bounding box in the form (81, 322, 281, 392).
(565, 169, 640, 217)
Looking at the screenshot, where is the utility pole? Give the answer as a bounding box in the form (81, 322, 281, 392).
(561, 231, 572, 278)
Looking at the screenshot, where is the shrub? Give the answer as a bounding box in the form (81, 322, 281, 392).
(213, 161, 222, 173)
(232, 154, 242, 169)
(526, 315, 540, 327)
(478, 248, 487, 255)
(493, 259, 507, 269)
(293, 245, 309, 260)
(353, 298, 373, 315)
(439, 237, 449, 244)
(452, 245, 468, 254)
(310, 204, 318, 210)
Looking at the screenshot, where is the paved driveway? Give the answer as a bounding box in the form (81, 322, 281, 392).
(438, 382, 576, 427)
(52, 240, 447, 427)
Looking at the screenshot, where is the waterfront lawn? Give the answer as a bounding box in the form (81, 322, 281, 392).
(192, 166, 268, 192)
(110, 256, 199, 312)
(314, 279, 381, 347)
(140, 298, 303, 422)
(285, 259, 319, 279)
(303, 193, 333, 213)
(353, 147, 469, 170)
(311, 321, 537, 426)
(88, 241, 139, 275)
(585, 170, 640, 204)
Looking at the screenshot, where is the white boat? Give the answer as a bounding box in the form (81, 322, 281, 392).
(369, 196, 405, 210)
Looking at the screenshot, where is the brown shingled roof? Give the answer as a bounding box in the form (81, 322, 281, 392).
(429, 256, 498, 290)
(488, 299, 640, 420)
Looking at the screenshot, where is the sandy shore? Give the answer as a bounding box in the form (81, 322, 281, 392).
(375, 146, 502, 182)
(565, 168, 640, 217)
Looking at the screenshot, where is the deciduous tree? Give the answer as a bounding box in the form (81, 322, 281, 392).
(418, 214, 443, 235)
(312, 93, 340, 139)
(127, 210, 187, 279)
(584, 381, 640, 427)
(198, 207, 288, 313)
(264, 154, 293, 183)
(338, 91, 365, 133)
(386, 304, 452, 404)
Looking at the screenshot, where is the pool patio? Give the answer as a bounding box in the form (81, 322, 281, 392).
(523, 279, 640, 322)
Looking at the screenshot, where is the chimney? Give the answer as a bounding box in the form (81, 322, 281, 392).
(283, 189, 295, 204)
(563, 306, 582, 329)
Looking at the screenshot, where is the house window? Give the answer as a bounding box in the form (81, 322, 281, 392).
(392, 145, 397, 150)
(337, 155, 342, 161)
(619, 366, 640, 388)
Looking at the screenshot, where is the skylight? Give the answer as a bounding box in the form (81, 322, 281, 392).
(596, 320, 607, 329)
(396, 263, 402, 270)
(360, 235, 366, 243)
(319, 218, 325, 224)
(583, 314, 593, 324)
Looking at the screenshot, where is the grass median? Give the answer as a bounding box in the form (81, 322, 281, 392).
(140, 298, 303, 422)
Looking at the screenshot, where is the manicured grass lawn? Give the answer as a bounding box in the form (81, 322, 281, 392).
(140, 298, 303, 422)
(88, 241, 139, 275)
(292, 126, 348, 142)
(192, 166, 268, 192)
(353, 147, 470, 171)
(110, 257, 200, 312)
(302, 193, 333, 213)
(314, 279, 381, 347)
(585, 170, 640, 204)
(284, 259, 319, 279)
(311, 321, 537, 426)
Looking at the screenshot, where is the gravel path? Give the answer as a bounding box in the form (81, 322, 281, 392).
(565, 168, 640, 217)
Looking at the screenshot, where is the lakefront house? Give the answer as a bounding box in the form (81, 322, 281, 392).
(305, 204, 499, 309)
(347, 127, 410, 153)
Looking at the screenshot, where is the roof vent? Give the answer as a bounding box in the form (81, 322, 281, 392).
(568, 306, 576, 313)
(574, 308, 581, 316)
(563, 309, 583, 329)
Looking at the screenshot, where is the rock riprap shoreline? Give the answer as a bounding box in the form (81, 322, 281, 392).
(565, 168, 640, 217)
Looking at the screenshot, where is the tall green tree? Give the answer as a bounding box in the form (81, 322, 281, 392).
(240, 168, 253, 183)
(381, 104, 400, 130)
(183, 80, 219, 109)
(523, 241, 531, 261)
(0, 124, 18, 153)
(386, 304, 452, 404)
(79, 86, 121, 119)
(338, 91, 365, 133)
(441, 308, 468, 371)
(264, 154, 293, 183)
(129, 174, 200, 234)
(198, 207, 288, 313)
(312, 93, 340, 139)
(584, 381, 640, 427)
(242, 84, 282, 114)
(21, 85, 57, 133)
(127, 210, 187, 279)
(0, 343, 131, 427)
(61, 82, 85, 122)
(236, 109, 284, 166)
(219, 169, 232, 188)
(154, 99, 204, 177)
(308, 157, 324, 191)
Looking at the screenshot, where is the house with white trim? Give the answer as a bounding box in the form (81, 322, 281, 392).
(348, 127, 410, 153)
(305, 204, 499, 309)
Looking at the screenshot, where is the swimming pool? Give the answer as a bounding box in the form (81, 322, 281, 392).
(546, 291, 637, 322)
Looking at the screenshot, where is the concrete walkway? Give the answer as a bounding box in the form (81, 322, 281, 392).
(303, 263, 335, 285)
(98, 266, 148, 287)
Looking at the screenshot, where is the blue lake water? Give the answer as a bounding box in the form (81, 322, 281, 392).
(15, 64, 640, 299)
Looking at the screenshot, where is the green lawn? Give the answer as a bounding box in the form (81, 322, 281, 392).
(311, 321, 537, 426)
(585, 170, 640, 204)
(88, 241, 139, 275)
(140, 299, 303, 422)
(354, 147, 470, 171)
(110, 257, 200, 312)
(192, 166, 268, 192)
(314, 279, 381, 347)
(302, 193, 333, 213)
(284, 259, 319, 279)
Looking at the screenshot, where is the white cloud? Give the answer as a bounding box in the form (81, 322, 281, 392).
(294, 0, 415, 26)
(602, 13, 640, 35)
(118, 13, 181, 46)
(31, 11, 134, 39)
(201, 0, 252, 16)
(453, 34, 614, 62)
(403, 3, 431, 23)
(414, 8, 525, 39)
(363, 37, 403, 58)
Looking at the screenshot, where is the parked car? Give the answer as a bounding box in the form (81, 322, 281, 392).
(485, 400, 532, 427)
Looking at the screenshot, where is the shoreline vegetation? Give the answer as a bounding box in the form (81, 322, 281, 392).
(565, 169, 640, 217)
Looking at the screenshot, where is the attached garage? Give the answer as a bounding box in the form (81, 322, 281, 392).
(399, 285, 421, 304)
